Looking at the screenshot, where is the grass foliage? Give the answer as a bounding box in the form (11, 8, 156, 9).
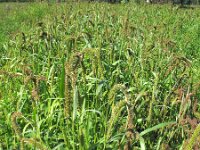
(0, 2, 200, 149)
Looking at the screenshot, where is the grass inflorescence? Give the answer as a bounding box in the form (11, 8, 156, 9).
(0, 2, 200, 149)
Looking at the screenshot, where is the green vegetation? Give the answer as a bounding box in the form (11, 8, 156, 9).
(0, 2, 200, 149)
(0, 3, 56, 45)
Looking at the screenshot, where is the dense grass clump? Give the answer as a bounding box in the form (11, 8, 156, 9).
(0, 2, 200, 149)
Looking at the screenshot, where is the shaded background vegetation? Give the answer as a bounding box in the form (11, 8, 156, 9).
(0, 0, 200, 5)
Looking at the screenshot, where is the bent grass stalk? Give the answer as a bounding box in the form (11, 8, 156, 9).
(124, 105, 134, 150)
(107, 99, 127, 140)
(64, 52, 83, 118)
(21, 138, 47, 150)
(11, 112, 23, 139)
(11, 112, 47, 150)
(183, 124, 200, 150)
(107, 84, 127, 140)
(107, 84, 134, 149)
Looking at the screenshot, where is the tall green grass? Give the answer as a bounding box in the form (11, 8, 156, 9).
(0, 2, 200, 149)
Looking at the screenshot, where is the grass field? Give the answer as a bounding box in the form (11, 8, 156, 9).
(0, 2, 200, 149)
